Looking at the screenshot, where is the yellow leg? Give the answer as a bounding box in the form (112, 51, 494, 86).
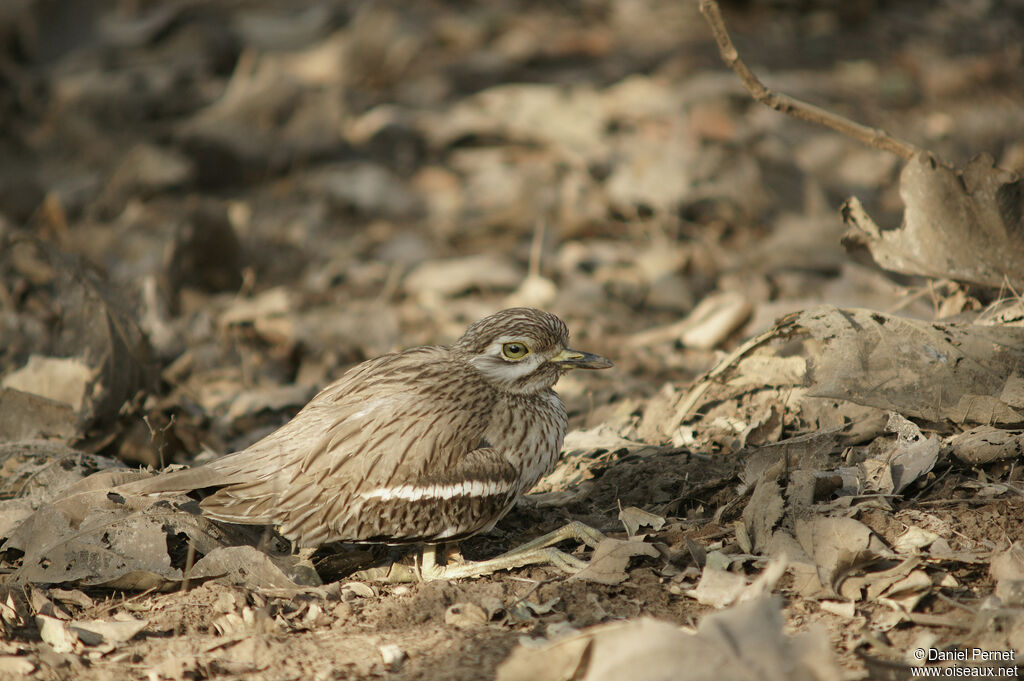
(351, 521, 607, 583)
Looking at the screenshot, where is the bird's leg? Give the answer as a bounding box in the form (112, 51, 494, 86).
(419, 545, 587, 580)
(350, 522, 608, 582)
(417, 521, 606, 581)
(499, 521, 606, 556)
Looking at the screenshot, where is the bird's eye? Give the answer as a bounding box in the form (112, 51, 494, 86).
(501, 342, 530, 360)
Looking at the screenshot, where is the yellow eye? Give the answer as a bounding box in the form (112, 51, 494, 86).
(501, 342, 530, 360)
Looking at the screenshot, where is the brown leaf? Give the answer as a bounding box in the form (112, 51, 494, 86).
(573, 538, 658, 585)
(497, 598, 842, 681)
(843, 153, 1024, 290)
(795, 516, 889, 596)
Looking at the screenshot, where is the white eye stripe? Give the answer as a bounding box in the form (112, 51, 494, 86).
(358, 480, 514, 502)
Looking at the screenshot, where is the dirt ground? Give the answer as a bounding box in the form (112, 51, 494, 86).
(2, 1, 1024, 679)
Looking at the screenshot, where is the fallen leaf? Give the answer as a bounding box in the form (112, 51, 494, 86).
(497, 597, 842, 681)
(883, 413, 940, 493)
(843, 153, 1024, 290)
(795, 516, 889, 596)
(573, 538, 658, 585)
(403, 253, 522, 302)
(687, 567, 747, 608)
(742, 478, 784, 552)
(69, 618, 148, 646)
(0, 656, 35, 675)
(618, 506, 666, 537)
(946, 426, 1024, 465)
(1, 355, 94, 412)
(379, 643, 406, 671)
(893, 526, 939, 554)
(991, 542, 1024, 606)
(37, 614, 78, 654)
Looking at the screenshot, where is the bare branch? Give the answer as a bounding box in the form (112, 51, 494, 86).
(699, 0, 923, 161)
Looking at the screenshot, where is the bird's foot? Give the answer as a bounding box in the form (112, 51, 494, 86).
(349, 521, 606, 583)
(419, 545, 589, 580)
(501, 520, 605, 555)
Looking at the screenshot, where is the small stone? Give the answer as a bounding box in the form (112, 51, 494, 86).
(379, 643, 406, 671)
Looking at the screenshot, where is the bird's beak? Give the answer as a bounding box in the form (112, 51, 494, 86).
(550, 347, 613, 370)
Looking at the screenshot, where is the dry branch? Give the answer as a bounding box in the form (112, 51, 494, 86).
(699, 0, 923, 161)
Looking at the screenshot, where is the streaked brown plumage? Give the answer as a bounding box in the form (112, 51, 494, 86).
(120, 308, 611, 575)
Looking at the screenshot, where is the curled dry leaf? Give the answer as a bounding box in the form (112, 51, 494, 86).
(892, 526, 940, 554)
(36, 614, 78, 654)
(188, 546, 322, 591)
(45, 246, 158, 436)
(860, 414, 939, 495)
(798, 307, 1024, 424)
(843, 153, 1024, 290)
(946, 426, 1024, 465)
(678, 306, 1024, 434)
(795, 516, 890, 597)
(0, 442, 128, 539)
(618, 506, 666, 538)
(572, 538, 659, 586)
(629, 291, 751, 350)
(3, 467, 275, 590)
(687, 556, 786, 609)
(403, 253, 523, 302)
(0, 656, 35, 676)
(0, 388, 77, 442)
(68, 617, 148, 646)
(688, 567, 748, 608)
(741, 478, 784, 553)
(379, 643, 406, 671)
(1, 355, 94, 413)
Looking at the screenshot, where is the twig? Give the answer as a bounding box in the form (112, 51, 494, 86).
(698, 0, 923, 161)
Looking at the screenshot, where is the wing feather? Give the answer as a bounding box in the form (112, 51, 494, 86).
(121, 346, 502, 545)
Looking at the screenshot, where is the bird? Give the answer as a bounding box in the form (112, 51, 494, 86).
(119, 307, 613, 580)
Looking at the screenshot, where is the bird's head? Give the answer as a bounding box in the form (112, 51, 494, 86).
(455, 308, 612, 394)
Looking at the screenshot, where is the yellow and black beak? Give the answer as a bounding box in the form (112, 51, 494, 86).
(550, 347, 613, 370)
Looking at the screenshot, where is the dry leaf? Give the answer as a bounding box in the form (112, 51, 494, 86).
(688, 567, 747, 608)
(991, 543, 1024, 606)
(795, 516, 889, 596)
(784, 307, 1024, 424)
(36, 614, 78, 654)
(1, 355, 94, 412)
(0, 388, 77, 441)
(742, 478, 784, 553)
(497, 598, 842, 681)
(618, 506, 666, 537)
(573, 538, 658, 585)
(403, 253, 522, 301)
(69, 618, 148, 646)
(946, 426, 1024, 464)
(843, 153, 1024, 290)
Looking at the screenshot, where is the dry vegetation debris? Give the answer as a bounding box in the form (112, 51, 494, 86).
(1, 0, 1024, 679)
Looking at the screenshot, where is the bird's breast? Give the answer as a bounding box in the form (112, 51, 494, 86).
(485, 390, 568, 495)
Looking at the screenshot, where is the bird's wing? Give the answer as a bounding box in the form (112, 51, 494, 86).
(200, 348, 508, 539)
(120, 346, 516, 544)
(114, 352, 417, 500)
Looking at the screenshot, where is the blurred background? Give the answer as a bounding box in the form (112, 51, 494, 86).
(0, 0, 1022, 460)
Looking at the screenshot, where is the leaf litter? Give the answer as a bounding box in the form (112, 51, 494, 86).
(1, 0, 1024, 679)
